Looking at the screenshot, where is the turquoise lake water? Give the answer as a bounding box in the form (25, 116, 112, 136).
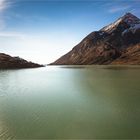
(0, 65, 140, 139)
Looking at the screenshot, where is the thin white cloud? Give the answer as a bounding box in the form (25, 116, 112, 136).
(0, 31, 25, 39)
(108, 5, 131, 13)
(0, 0, 14, 30)
(0, 0, 12, 12)
(0, 0, 7, 11)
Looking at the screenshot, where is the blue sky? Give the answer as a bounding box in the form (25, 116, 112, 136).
(0, 0, 140, 64)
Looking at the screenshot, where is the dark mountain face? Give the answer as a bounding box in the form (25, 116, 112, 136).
(111, 43, 140, 65)
(51, 13, 140, 65)
(0, 53, 44, 69)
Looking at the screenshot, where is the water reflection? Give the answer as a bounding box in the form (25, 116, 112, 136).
(0, 66, 140, 139)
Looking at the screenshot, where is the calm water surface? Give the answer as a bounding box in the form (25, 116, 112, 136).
(0, 65, 140, 139)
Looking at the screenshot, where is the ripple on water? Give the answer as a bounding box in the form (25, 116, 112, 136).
(0, 119, 14, 140)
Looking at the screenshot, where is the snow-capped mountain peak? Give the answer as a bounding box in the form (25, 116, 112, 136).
(101, 12, 140, 34)
(51, 13, 140, 65)
(121, 13, 140, 35)
(121, 12, 140, 25)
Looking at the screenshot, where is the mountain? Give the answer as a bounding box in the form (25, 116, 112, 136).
(0, 53, 44, 69)
(111, 43, 140, 64)
(50, 13, 140, 65)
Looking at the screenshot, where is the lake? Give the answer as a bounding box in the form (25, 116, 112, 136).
(0, 65, 140, 139)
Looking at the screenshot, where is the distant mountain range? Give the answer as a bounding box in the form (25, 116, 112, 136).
(51, 13, 140, 65)
(0, 53, 43, 69)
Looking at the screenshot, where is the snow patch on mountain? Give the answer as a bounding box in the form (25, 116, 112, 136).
(101, 13, 140, 34)
(122, 24, 140, 36)
(123, 13, 140, 25)
(101, 18, 122, 33)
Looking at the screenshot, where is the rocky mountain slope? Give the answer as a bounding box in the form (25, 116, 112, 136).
(51, 13, 140, 65)
(111, 43, 140, 65)
(0, 53, 43, 69)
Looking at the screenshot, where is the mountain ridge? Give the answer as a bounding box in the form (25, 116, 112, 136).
(50, 13, 140, 65)
(0, 53, 44, 69)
